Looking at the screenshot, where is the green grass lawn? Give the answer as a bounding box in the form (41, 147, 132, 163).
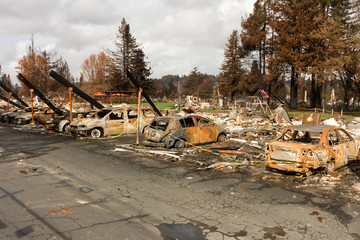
(129, 102, 180, 110)
(288, 111, 356, 121)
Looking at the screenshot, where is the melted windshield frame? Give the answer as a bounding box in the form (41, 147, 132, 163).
(278, 129, 322, 145)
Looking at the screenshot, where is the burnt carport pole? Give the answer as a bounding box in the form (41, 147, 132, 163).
(49, 71, 105, 109)
(17, 74, 64, 117)
(0, 94, 24, 109)
(0, 81, 29, 108)
(126, 70, 162, 117)
(5, 92, 12, 112)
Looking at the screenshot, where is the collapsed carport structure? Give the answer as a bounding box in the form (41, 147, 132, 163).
(0, 81, 29, 111)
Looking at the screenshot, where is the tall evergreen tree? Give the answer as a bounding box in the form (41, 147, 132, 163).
(241, 61, 261, 95)
(182, 67, 204, 96)
(267, 0, 316, 108)
(219, 30, 245, 98)
(130, 48, 152, 92)
(107, 18, 152, 92)
(241, 0, 272, 90)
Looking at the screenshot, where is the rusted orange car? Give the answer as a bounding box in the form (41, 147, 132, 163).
(265, 125, 360, 175)
(143, 115, 227, 148)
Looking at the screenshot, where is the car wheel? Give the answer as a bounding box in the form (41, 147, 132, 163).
(63, 124, 70, 133)
(90, 128, 103, 138)
(217, 133, 226, 142)
(165, 137, 176, 148)
(325, 161, 335, 174)
(3, 117, 9, 124)
(175, 139, 186, 149)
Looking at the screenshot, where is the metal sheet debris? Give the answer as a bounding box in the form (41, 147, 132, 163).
(302, 113, 321, 125)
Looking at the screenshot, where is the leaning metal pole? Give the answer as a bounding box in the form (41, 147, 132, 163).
(49, 71, 105, 109)
(0, 94, 24, 109)
(0, 81, 29, 108)
(126, 70, 162, 116)
(17, 74, 64, 117)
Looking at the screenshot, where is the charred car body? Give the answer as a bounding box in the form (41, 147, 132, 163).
(143, 115, 227, 148)
(13, 107, 40, 125)
(265, 125, 360, 175)
(70, 107, 156, 138)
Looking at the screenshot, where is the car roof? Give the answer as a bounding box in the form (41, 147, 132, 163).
(288, 124, 337, 132)
(154, 114, 210, 121)
(100, 106, 152, 111)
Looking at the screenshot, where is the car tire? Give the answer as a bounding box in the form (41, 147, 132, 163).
(63, 124, 70, 133)
(325, 161, 335, 174)
(3, 117, 9, 124)
(217, 133, 226, 142)
(90, 128, 103, 138)
(175, 139, 186, 149)
(165, 137, 176, 148)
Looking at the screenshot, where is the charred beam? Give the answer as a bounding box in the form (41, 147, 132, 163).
(0, 94, 24, 109)
(126, 70, 162, 116)
(17, 74, 64, 116)
(49, 71, 105, 109)
(0, 81, 29, 107)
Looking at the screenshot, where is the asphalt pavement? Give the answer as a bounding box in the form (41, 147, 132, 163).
(0, 124, 359, 240)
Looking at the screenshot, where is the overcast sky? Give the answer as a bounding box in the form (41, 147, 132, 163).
(0, 0, 256, 84)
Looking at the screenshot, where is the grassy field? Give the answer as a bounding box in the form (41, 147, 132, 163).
(288, 110, 357, 121)
(126, 102, 358, 121)
(129, 102, 180, 110)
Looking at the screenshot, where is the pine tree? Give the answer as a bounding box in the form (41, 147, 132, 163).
(219, 30, 245, 98)
(130, 48, 152, 92)
(198, 78, 214, 99)
(182, 67, 204, 96)
(107, 18, 152, 91)
(241, 61, 261, 95)
(267, 0, 317, 108)
(241, 0, 272, 90)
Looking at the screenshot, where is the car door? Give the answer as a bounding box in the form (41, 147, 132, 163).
(182, 117, 200, 144)
(337, 129, 356, 167)
(126, 109, 139, 134)
(195, 117, 217, 144)
(105, 109, 125, 135)
(327, 130, 345, 169)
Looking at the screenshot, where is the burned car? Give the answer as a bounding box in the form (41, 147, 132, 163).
(265, 125, 360, 175)
(70, 107, 156, 138)
(1, 108, 26, 124)
(143, 115, 227, 148)
(56, 111, 95, 133)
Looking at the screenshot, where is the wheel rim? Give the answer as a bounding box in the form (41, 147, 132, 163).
(218, 134, 226, 142)
(91, 129, 101, 138)
(165, 137, 176, 148)
(63, 124, 70, 133)
(175, 140, 185, 148)
(326, 161, 335, 174)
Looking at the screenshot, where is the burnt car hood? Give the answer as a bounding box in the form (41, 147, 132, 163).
(74, 118, 101, 127)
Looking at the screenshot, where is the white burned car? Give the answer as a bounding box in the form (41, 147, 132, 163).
(70, 107, 157, 138)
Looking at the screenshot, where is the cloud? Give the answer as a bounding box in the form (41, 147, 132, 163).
(0, 0, 256, 84)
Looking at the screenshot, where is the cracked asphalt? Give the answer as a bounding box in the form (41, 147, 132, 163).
(0, 124, 359, 240)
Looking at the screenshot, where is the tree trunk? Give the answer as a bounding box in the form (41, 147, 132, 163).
(267, 84, 271, 105)
(290, 65, 298, 109)
(311, 74, 316, 108)
(258, 48, 264, 90)
(341, 77, 349, 112)
(315, 82, 322, 108)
